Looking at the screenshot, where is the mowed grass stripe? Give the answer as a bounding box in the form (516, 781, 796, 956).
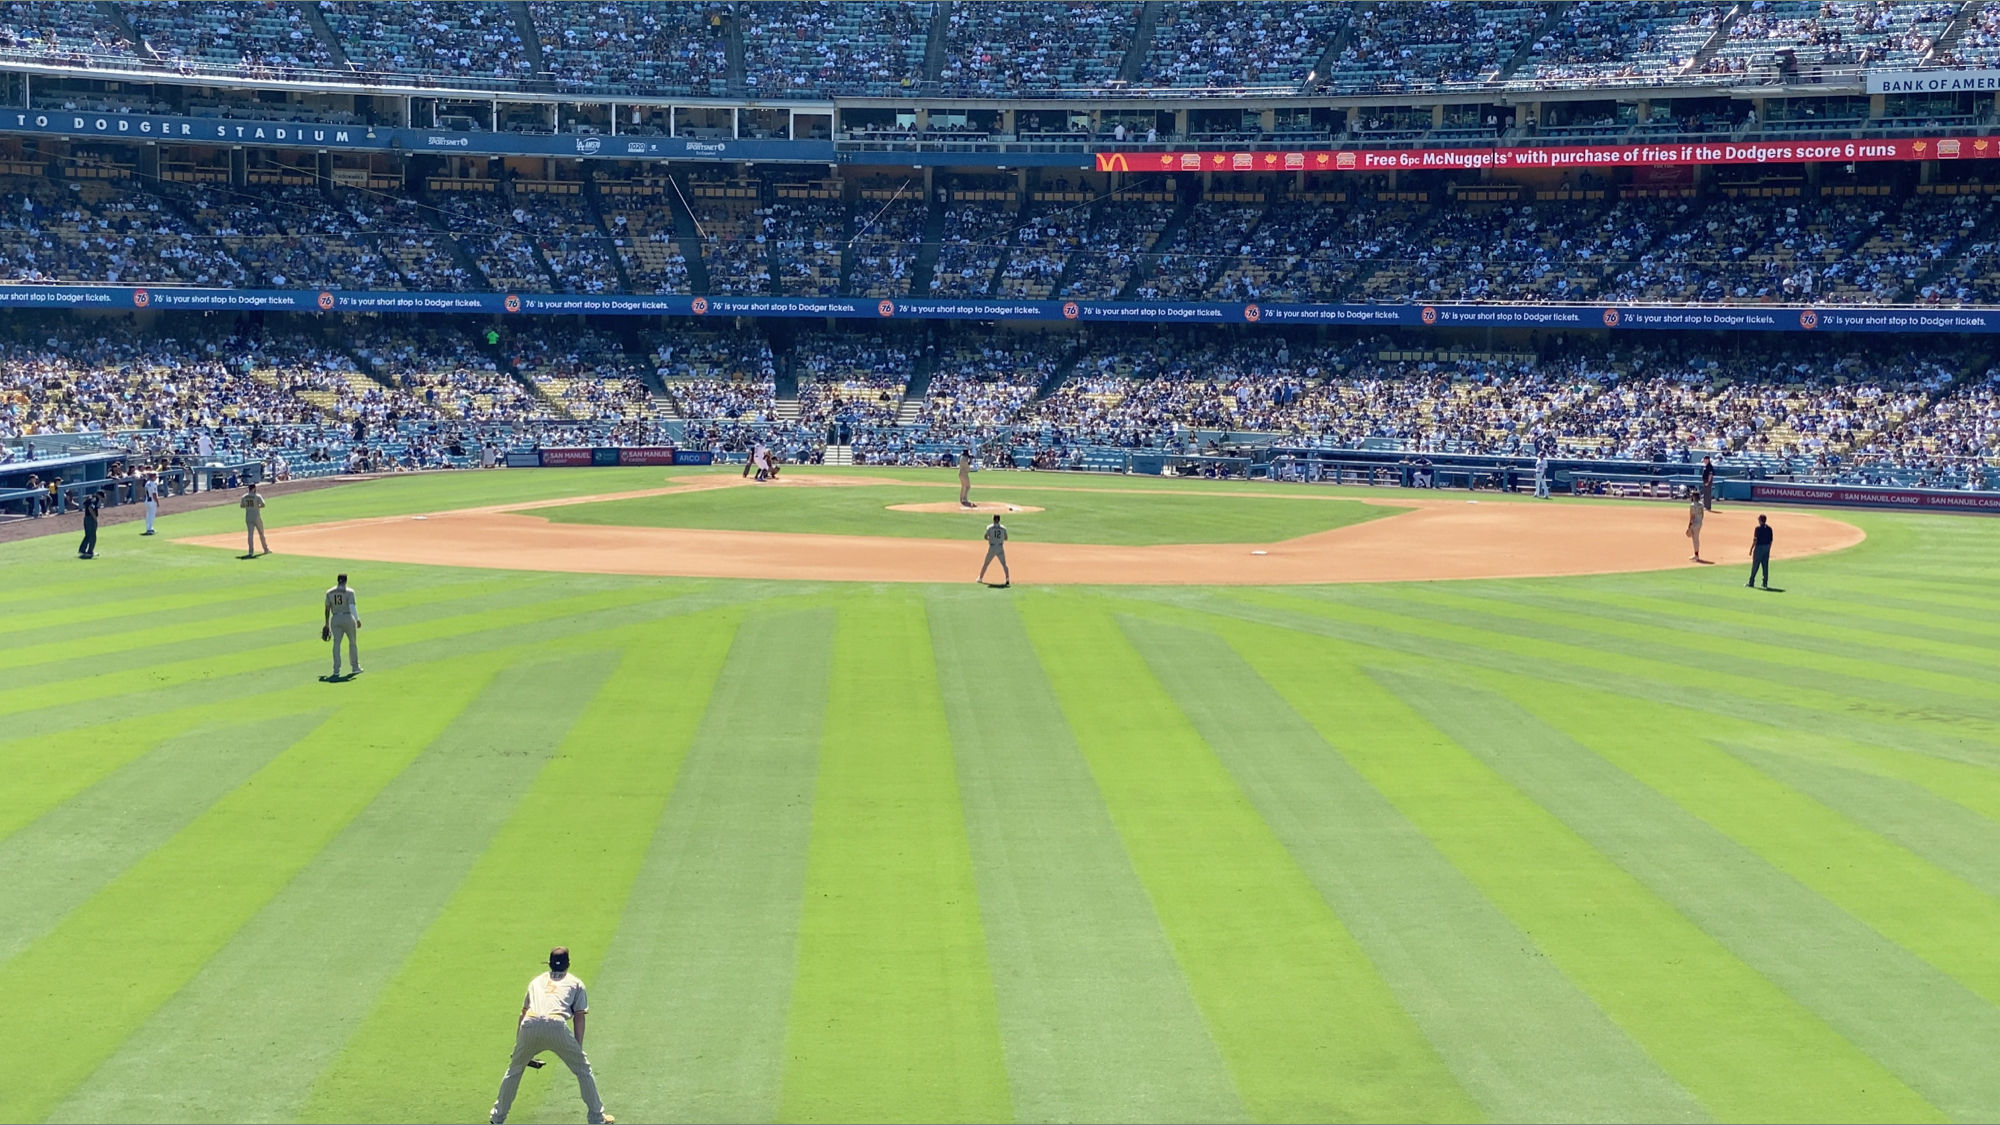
(585, 608, 833, 1123)
(1019, 594, 1476, 1124)
(1396, 669, 1995, 1120)
(926, 593, 1245, 1124)
(0, 581, 711, 730)
(779, 596, 1011, 1124)
(1506, 681, 2000, 1012)
(0, 581, 674, 718)
(0, 712, 332, 966)
(0, 653, 512, 1123)
(1118, 613, 1705, 1123)
(1504, 580, 2000, 680)
(58, 653, 621, 1125)
(0, 571, 574, 673)
(0, 698, 318, 843)
(0, 581, 747, 745)
(298, 617, 737, 1125)
(1219, 589, 2000, 765)
(1393, 586, 2000, 720)
(1724, 742, 2000, 903)
(1220, 622, 1934, 1122)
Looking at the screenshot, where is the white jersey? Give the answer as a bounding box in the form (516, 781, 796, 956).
(985, 523, 1008, 545)
(1688, 500, 1705, 528)
(144, 478, 160, 501)
(325, 585, 359, 623)
(523, 971, 588, 1022)
(241, 492, 265, 520)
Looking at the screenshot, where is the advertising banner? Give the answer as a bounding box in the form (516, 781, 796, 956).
(0, 109, 835, 163)
(672, 450, 716, 466)
(617, 447, 680, 466)
(1868, 68, 2000, 94)
(537, 447, 595, 467)
(503, 451, 541, 467)
(14, 282, 2000, 333)
(1098, 136, 1994, 175)
(1748, 482, 2000, 512)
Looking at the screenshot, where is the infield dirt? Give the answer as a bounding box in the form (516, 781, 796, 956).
(179, 472, 1862, 585)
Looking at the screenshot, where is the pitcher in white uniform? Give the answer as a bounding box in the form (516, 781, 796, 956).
(489, 947, 612, 1125)
(323, 573, 362, 678)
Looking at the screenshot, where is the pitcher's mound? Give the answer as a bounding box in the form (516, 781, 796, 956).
(889, 501, 1044, 514)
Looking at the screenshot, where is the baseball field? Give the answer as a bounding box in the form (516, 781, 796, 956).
(5, 465, 1998, 1124)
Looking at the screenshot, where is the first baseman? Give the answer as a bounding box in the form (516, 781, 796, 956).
(322, 573, 362, 678)
(978, 514, 1010, 587)
(490, 947, 613, 1125)
(240, 482, 270, 557)
(1686, 494, 1705, 562)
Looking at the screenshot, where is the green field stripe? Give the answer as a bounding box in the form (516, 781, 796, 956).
(1493, 585, 2000, 681)
(0, 571, 575, 673)
(0, 652, 515, 1123)
(0, 712, 332, 966)
(1117, 613, 1706, 1123)
(1395, 668, 2000, 1121)
(582, 607, 835, 1123)
(0, 698, 315, 843)
(1018, 594, 1477, 1124)
(299, 613, 739, 1125)
(1725, 741, 2000, 904)
(0, 582, 750, 745)
(925, 593, 1246, 1124)
(0, 582, 692, 722)
(779, 596, 1012, 1124)
(1215, 589, 2000, 764)
(1715, 729, 2000, 830)
(1216, 619, 1937, 1123)
(1501, 680, 2000, 1010)
(1394, 586, 2000, 719)
(55, 651, 623, 1125)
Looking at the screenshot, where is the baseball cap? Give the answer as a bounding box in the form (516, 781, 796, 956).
(549, 947, 570, 972)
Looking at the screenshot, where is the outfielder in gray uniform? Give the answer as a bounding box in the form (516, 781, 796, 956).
(322, 573, 362, 678)
(490, 947, 612, 1125)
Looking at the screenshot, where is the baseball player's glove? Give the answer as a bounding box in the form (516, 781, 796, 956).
(321, 625, 331, 642)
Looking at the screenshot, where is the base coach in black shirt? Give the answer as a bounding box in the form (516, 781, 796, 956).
(1747, 514, 1773, 589)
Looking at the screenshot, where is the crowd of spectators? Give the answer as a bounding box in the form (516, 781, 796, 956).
(6, 316, 1999, 490)
(528, 0, 731, 96)
(936, 2, 1132, 95)
(122, 0, 335, 76)
(0, 175, 239, 287)
(5, 2, 1993, 97)
(742, 2, 931, 96)
(323, 1, 532, 83)
(648, 328, 777, 421)
(0, 0, 136, 66)
(848, 191, 925, 298)
(1143, 1, 1336, 88)
(795, 331, 913, 433)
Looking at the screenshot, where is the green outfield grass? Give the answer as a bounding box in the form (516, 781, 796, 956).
(5, 468, 1998, 1124)
(534, 477, 1395, 544)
